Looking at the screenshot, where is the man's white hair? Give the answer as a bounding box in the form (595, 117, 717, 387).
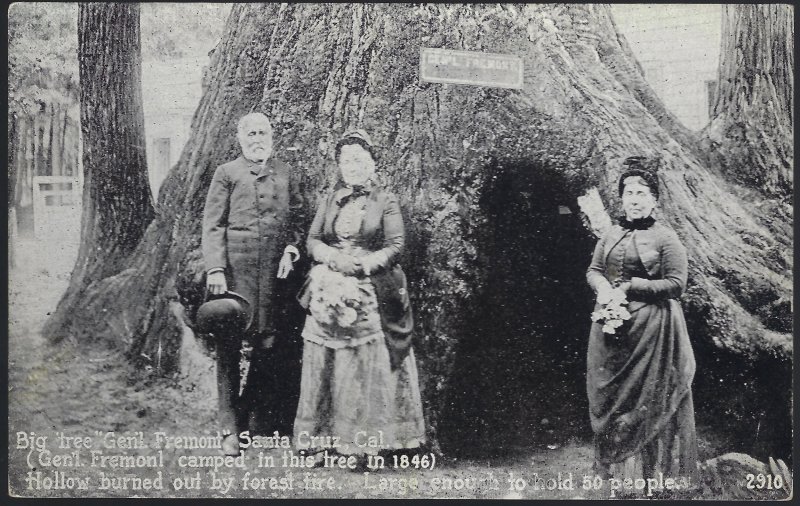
(237, 112, 272, 137)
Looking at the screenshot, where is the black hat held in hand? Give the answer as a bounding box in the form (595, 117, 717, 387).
(196, 291, 253, 335)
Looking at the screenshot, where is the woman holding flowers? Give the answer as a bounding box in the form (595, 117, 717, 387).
(585, 157, 699, 489)
(293, 129, 425, 464)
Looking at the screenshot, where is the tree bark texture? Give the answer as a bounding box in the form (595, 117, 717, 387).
(43, 3, 155, 342)
(705, 4, 794, 198)
(9, 113, 19, 209)
(52, 4, 791, 447)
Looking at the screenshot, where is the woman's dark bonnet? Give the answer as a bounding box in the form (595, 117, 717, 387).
(617, 156, 660, 200)
(334, 132, 376, 162)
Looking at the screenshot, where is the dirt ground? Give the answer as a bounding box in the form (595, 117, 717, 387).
(5, 237, 769, 500)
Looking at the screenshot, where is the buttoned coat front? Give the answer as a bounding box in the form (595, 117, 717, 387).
(202, 155, 305, 335)
(585, 220, 698, 475)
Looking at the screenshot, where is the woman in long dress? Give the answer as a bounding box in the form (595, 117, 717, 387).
(294, 129, 425, 464)
(586, 157, 699, 494)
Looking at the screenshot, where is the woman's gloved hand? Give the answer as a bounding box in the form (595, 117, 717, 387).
(330, 252, 363, 276)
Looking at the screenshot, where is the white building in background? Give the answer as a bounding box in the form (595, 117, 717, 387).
(141, 56, 208, 198)
(610, 4, 723, 131)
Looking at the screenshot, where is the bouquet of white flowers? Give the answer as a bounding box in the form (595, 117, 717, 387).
(307, 264, 364, 331)
(591, 285, 632, 335)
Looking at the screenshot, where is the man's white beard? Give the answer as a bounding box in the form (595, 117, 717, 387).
(342, 172, 371, 186)
(242, 145, 271, 162)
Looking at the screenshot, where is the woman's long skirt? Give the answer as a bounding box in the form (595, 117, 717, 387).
(587, 298, 700, 486)
(293, 339, 426, 456)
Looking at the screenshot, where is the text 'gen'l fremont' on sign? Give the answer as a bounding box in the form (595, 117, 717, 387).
(420, 48, 524, 89)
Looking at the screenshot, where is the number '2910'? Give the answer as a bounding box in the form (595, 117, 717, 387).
(745, 473, 784, 490)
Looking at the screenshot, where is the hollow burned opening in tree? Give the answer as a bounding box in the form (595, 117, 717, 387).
(433, 157, 792, 464)
(439, 158, 596, 458)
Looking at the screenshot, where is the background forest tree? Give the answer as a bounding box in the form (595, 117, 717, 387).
(704, 4, 794, 198)
(7, 3, 231, 244)
(8, 4, 81, 241)
(36, 4, 792, 458)
(41, 3, 156, 342)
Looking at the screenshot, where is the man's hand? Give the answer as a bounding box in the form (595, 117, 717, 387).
(277, 251, 294, 279)
(207, 271, 228, 295)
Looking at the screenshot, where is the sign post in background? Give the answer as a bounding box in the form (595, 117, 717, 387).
(420, 47, 524, 89)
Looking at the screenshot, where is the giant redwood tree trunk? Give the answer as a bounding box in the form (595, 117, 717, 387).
(54, 4, 791, 453)
(43, 3, 154, 342)
(704, 4, 794, 198)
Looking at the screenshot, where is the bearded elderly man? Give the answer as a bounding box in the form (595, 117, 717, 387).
(202, 112, 307, 455)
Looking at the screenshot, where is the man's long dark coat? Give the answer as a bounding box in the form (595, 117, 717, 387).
(202, 154, 308, 434)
